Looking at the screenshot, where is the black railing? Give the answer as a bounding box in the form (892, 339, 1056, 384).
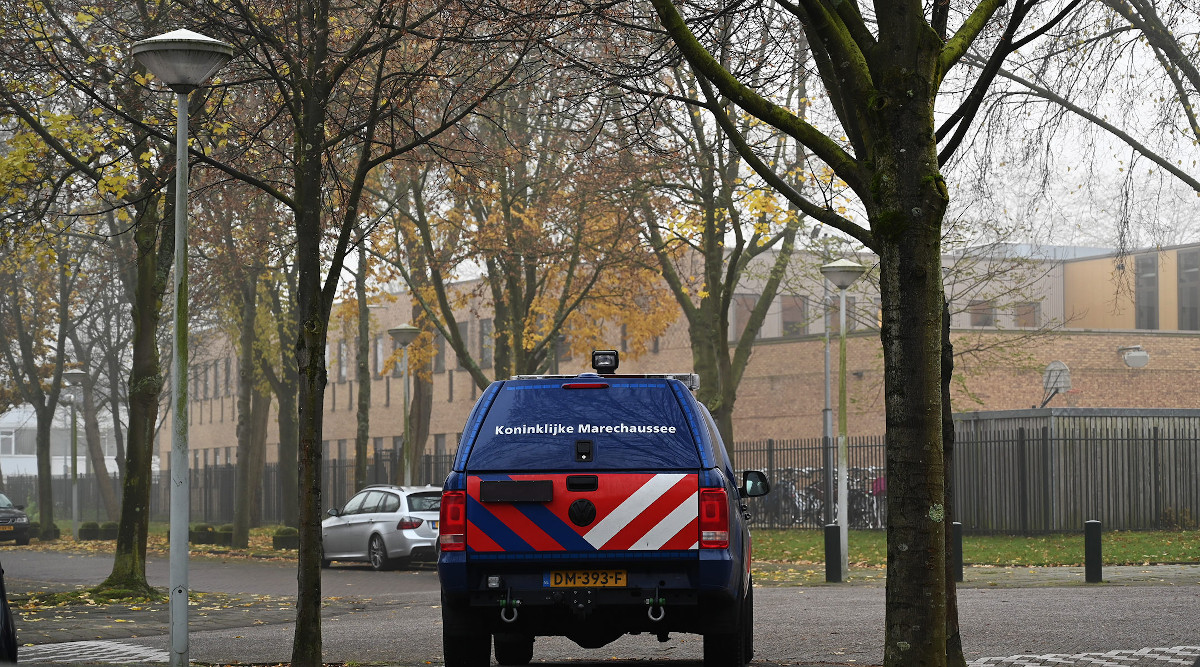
(5, 409, 1198, 535)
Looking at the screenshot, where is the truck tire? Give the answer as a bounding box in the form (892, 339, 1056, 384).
(442, 594, 490, 667)
(494, 633, 534, 665)
(703, 591, 750, 667)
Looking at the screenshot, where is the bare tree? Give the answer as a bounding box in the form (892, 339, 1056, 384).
(641, 0, 1083, 664)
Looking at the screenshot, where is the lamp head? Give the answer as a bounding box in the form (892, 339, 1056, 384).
(132, 29, 234, 93)
(388, 324, 420, 349)
(62, 369, 88, 385)
(820, 258, 867, 290)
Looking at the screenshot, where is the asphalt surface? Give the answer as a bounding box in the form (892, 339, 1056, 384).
(2, 547, 1197, 666)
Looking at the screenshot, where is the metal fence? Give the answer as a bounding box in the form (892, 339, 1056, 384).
(731, 437, 887, 530)
(953, 408, 1200, 533)
(6, 408, 1198, 534)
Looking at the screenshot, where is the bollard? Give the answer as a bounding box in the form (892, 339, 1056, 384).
(1084, 520, 1102, 583)
(952, 522, 964, 582)
(824, 524, 842, 583)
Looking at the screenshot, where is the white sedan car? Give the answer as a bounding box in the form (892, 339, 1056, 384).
(321, 484, 441, 570)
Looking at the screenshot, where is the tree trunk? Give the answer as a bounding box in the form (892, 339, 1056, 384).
(105, 335, 127, 480)
(266, 281, 300, 527)
(873, 99, 951, 667)
(233, 276, 259, 548)
(291, 87, 331, 666)
(354, 241, 370, 490)
(34, 407, 55, 540)
(941, 300, 966, 666)
(248, 386, 270, 529)
(80, 377, 120, 522)
(100, 207, 165, 597)
(68, 330, 120, 521)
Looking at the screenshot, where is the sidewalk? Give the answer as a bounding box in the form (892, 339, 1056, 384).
(8, 563, 1200, 666)
(750, 560, 1200, 588)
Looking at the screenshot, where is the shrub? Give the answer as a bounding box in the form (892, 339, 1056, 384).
(99, 521, 119, 540)
(272, 525, 300, 550)
(78, 522, 100, 541)
(189, 523, 215, 545)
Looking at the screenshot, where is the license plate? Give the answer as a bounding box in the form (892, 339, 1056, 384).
(545, 569, 627, 588)
(431, 521, 439, 530)
(0, 526, 11, 531)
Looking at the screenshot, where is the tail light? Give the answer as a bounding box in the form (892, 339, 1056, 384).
(439, 490, 467, 551)
(395, 516, 423, 530)
(698, 488, 729, 549)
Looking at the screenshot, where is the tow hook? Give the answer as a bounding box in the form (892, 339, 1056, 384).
(499, 589, 521, 623)
(644, 588, 666, 622)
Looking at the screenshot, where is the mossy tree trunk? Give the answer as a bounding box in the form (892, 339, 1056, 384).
(646, 0, 1053, 662)
(102, 191, 170, 597)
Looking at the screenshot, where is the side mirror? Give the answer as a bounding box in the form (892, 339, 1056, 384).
(741, 470, 770, 498)
(14, 505, 24, 511)
(326, 508, 340, 517)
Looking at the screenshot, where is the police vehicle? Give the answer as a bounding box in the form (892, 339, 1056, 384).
(437, 350, 770, 667)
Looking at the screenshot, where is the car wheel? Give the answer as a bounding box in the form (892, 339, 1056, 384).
(494, 634, 533, 666)
(368, 535, 394, 571)
(15, 534, 29, 547)
(742, 585, 754, 663)
(320, 546, 331, 569)
(703, 590, 749, 667)
(442, 594, 490, 667)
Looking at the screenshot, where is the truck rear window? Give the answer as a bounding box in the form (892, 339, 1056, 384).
(466, 380, 702, 471)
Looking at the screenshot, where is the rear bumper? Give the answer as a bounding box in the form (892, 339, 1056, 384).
(438, 549, 741, 635)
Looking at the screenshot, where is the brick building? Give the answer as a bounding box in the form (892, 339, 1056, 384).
(174, 243, 1200, 473)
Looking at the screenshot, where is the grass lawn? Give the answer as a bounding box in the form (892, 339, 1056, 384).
(752, 528, 1200, 567)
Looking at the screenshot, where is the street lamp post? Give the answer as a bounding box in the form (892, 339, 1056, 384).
(388, 324, 420, 485)
(62, 370, 87, 540)
(132, 29, 233, 667)
(821, 279, 833, 527)
(820, 258, 866, 581)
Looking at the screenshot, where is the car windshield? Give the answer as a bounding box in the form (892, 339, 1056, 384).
(407, 492, 440, 512)
(0, 494, 12, 509)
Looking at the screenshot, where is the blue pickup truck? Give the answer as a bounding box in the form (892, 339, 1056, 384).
(437, 351, 770, 667)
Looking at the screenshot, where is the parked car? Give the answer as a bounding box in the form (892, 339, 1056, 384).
(0, 495, 29, 546)
(321, 484, 441, 570)
(438, 350, 770, 667)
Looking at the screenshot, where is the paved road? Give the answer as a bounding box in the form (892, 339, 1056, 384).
(3, 550, 1198, 666)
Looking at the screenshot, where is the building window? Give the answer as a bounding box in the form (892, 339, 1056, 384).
(732, 293, 759, 340)
(224, 357, 231, 395)
(781, 295, 807, 338)
(338, 340, 348, 383)
(373, 335, 384, 377)
(968, 299, 996, 328)
(651, 336, 659, 354)
(211, 362, 218, 399)
(434, 335, 445, 373)
(1179, 250, 1199, 331)
(447, 370, 454, 403)
(1136, 254, 1159, 330)
(435, 433, 446, 457)
(479, 318, 493, 369)
(1014, 302, 1041, 328)
(0, 430, 13, 456)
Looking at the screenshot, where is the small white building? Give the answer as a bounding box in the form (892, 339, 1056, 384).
(0, 403, 121, 480)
